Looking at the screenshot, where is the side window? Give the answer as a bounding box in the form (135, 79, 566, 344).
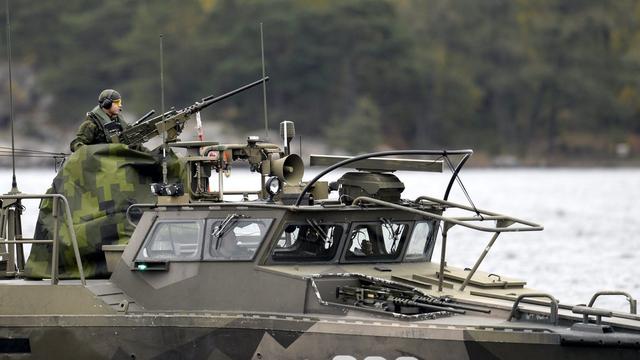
(405, 221, 433, 260)
(205, 218, 273, 261)
(136, 220, 204, 261)
(344, 220, 409, 261)
(272, 223, 343, 262)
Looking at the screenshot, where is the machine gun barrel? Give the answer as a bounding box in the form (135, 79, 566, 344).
(412, 294, 491, 314)
(389, 296, 466, 314)
(199, 76, 269, 106)
(364, 284, 491, 314)
(336, 285, 474, 315)
(181, 76, 270, 117)
(116, 76, 269, 146)
(336, 285, 491, 314)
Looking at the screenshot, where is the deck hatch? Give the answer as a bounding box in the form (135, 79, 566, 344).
(436, 268, 526, 288)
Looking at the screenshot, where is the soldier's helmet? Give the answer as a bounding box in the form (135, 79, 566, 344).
(98, 89, 122, 109)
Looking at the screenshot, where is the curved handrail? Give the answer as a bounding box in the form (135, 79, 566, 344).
(351, 196, 543, 233)
(0, 193, 85, 285)
(295, 149, 474, 206)
(508, 293, 559, 325)
(415, 195, 543, 230)
(588, 290, 637, 315)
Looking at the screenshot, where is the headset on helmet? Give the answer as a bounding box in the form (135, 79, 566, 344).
(98, 89, 121, 110)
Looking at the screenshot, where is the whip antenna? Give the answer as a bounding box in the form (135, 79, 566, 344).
(159, 34, 167, 184)
(6, 0, 17, 193)
(260, 22, 269, 140)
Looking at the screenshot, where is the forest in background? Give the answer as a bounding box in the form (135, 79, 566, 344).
(1, 0, 640, 164)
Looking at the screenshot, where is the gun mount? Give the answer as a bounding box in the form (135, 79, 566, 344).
(164, 134, 311, 204)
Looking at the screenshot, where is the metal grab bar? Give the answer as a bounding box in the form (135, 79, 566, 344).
(572, 305, 612, 325)
(508, 293, 559, 325)
(351, 196, 543, 233)
(415, 195, 543, 230)
(0, 194, 85, 285)
(588, 291, 637, 315)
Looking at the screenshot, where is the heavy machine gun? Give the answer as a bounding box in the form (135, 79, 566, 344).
(112, 77, 269, 146)
(336, 284, 490, 315)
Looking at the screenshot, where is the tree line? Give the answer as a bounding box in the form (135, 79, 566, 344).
(1, 0, 640, 160)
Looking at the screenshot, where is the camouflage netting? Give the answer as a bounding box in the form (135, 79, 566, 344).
(25, 144, 185, 279)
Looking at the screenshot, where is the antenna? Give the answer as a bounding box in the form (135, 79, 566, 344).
(260, 22, 269, 140)
(6, 0, 17, 193)
(159, 34, 167, 184)
(4, 0, 24, 274)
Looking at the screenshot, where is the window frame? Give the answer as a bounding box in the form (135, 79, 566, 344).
(403, 220, 439, 262)
(202, 217, 274, 262)
(134, 219, 206, 262)
(341, 220, 412, 263)
(269, 222, 346, 263)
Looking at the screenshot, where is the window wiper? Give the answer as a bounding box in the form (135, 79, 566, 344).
(212, 214, 240, 249)
(380, 217, 402, 252)
(305, 218, 329, 244)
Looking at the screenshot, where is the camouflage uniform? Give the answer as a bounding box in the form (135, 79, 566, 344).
(69, 106, 128, 152)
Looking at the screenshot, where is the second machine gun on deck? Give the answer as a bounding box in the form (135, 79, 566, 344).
(336, 283, 491, 316)
(109, 77, 269, 147)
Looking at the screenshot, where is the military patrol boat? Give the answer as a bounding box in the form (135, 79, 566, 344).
(1, 118, 640, 359)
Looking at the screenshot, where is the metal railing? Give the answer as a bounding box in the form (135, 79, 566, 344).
(588, 291, 637, 315)
(568, 290, 640, 325)
(508, 293, 559, 325)
(351, 195, 543, 292)
(0, 194, 85, 285)
(292, 149, 543, 293)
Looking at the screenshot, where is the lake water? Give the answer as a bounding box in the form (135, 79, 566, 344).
(1, 166, 639, 311)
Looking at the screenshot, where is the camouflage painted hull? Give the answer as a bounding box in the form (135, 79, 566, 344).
(1, 313, 639, 359)
(3, 145, 639, 359)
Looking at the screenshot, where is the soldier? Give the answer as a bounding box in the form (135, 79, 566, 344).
(69, 89, 127, 152)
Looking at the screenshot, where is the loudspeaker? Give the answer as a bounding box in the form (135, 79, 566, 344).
(270, 154, 304, 184)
